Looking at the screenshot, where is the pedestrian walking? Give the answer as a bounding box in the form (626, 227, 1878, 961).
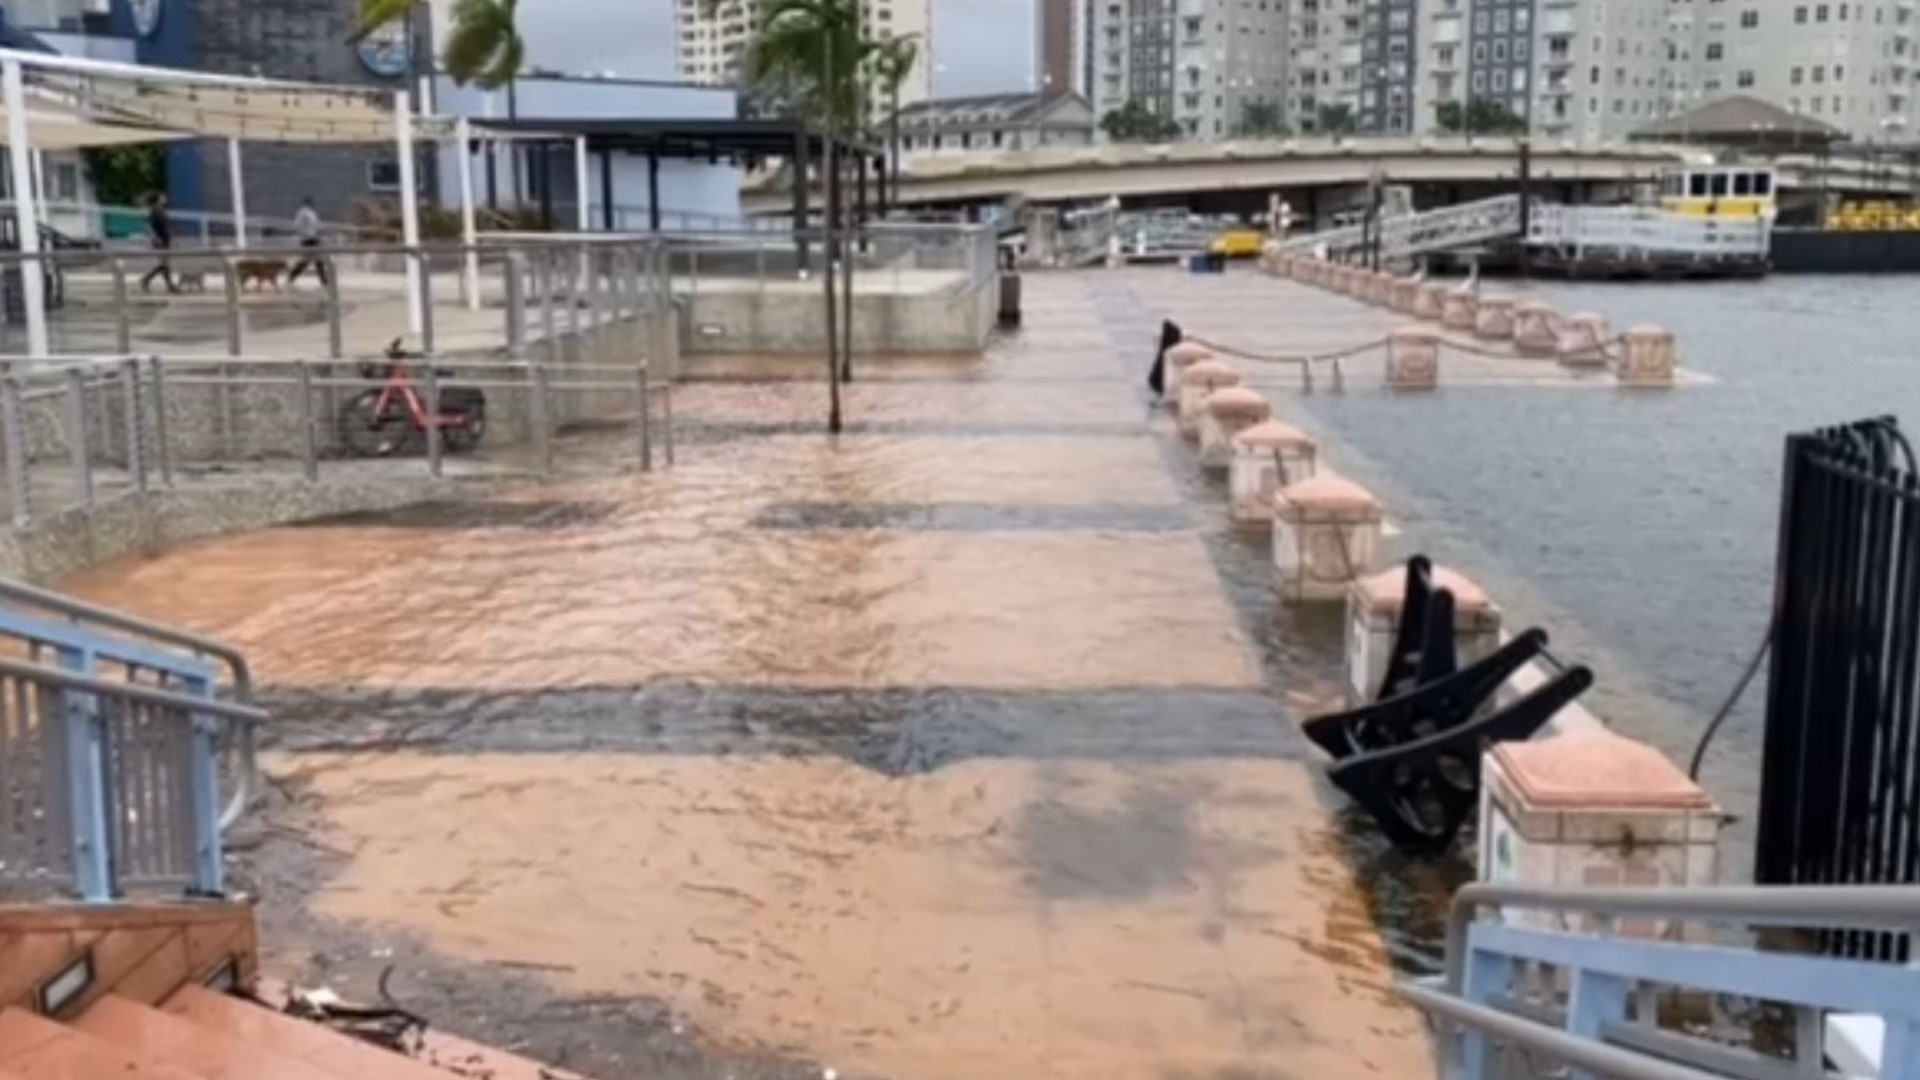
(139, 192, 178, 294)
(287, 196, 330, 286)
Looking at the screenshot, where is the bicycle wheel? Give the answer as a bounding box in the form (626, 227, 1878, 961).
(443, 398, 487, 453)
(337, 390, 410, 457)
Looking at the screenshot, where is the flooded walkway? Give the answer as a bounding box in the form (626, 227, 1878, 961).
(62, 272, 1434, 1080)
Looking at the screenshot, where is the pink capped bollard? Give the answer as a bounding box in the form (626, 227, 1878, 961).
(1345, 564, 1502, 705)
(1368, 272, 1395, 306)
(1440, 287, 1478, 331)
(1272, 474, 1382, 603)
(1473, 295, 1515, 341)
(1178, 358, 1241, 438)
(1386, 326, 1440, 389)
(1162, 340, 1215, 407)
(1391, 278, 1421, 314)
(1619, 325, 1677, 387)
(1559, 312, 1611, 369)
(1480, 731, 1721, 936)
(1199, 387, 1272, 471)
(1412, 283, 1446, 320)
(1513, 301, 1560, 358)
(1230, 420, 1318, 526)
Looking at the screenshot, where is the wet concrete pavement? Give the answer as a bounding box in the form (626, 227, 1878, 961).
(63, 270, 1435, 1080)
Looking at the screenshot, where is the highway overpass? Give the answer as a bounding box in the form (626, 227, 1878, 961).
(741, 136, 1686, 216)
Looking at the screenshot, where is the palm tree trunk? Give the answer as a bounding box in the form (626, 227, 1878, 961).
(890, 83, 900, 209)
(822, 28, 843, 434)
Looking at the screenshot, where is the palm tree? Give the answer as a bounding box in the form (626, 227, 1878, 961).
(356, 0, 527, 197)
(750, 0, 870, 133)
(868, 33, 920, 209)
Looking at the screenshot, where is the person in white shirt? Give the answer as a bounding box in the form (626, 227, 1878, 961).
(287, 197, 328, 286)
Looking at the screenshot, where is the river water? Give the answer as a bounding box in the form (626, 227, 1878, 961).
(1291, 273, 1920, 850)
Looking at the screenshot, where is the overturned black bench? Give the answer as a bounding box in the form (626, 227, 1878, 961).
(1303, 555, 1594, 854)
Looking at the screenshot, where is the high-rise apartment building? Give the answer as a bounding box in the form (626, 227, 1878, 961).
(673, 0, 933, 109)
(1090, 0, 1291, 139)
(1036, 0, 1094, 96)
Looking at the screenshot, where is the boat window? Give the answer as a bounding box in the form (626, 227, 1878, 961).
(1689, 172, 1709, 196)
(1734, 172, 1754, 195)
(1710, 172, 1730, 196)
(1754, 172, 1774, 195)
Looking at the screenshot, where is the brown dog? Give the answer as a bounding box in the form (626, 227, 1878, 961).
(236, 258, 288, 291)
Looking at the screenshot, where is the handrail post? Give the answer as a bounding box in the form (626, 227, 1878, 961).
(111, 257, 131, 354)
(663, 379, 675, 466)
(531, 362, 553, 476)
(295, 360, 318, 483)
(539, 250, 559, 364)
(422, 363, 443, 478)
(120, 358, 146, 493)
(65, 367, 91, 509)
(182, 673, 225, 896)
(147, 357, 173, 487)
(504, 250, 527, 354)
(636, 362, 651, 472)
(418, 253, 437, 356)
(2, 375, 30, 525)
(56, 653, 113, 902)
(324, 258, 344, 360)
(221, 256, 242, 357)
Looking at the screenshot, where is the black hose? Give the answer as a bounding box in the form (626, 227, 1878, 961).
(1687, 623, 1774, 781)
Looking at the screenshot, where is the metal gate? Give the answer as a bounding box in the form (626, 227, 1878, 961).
(1758, 417, 1920, 947)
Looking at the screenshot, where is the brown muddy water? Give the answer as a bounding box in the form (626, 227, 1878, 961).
(64, 274, 1446, 1080)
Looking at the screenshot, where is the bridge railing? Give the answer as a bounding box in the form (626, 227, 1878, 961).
(1406, 882, 1920, 1080)
(1527, 204, 1771, 258)
(1276, 195, 1524, 261)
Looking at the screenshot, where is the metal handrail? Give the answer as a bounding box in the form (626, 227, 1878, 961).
(1442, 883, 1920, 992)
(1400, 981, 1726, 1080)
(0, 576, 259, 832)
(0, 653, 265, 725)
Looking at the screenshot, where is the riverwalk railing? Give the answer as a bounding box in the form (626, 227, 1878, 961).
(1758, 417, 1920, 950)
(1409, 882, 1920, 1080)
(0, 352, 676, 529)
(0, 576, 263, 902)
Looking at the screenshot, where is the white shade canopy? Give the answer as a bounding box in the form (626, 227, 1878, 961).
(0, 93, 189, 150)
(3, 47, 459, 144)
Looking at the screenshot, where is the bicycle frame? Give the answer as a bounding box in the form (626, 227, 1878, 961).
(370, 362, 469, 431)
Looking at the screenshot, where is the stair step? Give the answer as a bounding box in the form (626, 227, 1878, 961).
(162, 985, 451, 1080)
(70, 994, 344, 1080)
(0, 1008, 204, 1080)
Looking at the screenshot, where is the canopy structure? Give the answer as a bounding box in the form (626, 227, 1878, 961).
(474, 116, 882, 233)
(1631, 95, 1845, 152)
(0, 46, 524, 356)
(0, 96, 191, 150)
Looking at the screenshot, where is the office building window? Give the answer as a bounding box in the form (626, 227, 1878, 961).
(1740, 10, 1758, 26)
(1795, 4, 1807, 20)
(1737, 70, 1754, 86)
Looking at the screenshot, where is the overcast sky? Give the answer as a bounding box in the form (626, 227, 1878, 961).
(519, 0, 1033, 95)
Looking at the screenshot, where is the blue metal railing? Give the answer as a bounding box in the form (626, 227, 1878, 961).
(1409, 883, 1920, 1080)
(0, 578, 261, 902)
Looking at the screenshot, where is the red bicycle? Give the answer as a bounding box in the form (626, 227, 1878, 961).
(337, 339, 488, 457)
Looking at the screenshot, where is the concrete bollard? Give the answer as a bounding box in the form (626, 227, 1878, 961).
(1480, 731, 1721, 935)
(1413, 283, 1446, 320)
(1559, 312, 1612, 369)
(1163, 340, 1215, 407)
(1272, 474, 1382, 603)
(1178, 358, 1241, 438)
(1368, 273, 1395, 307)
(1473, 295, 1516, 341)
(1386, 326, 1441, 389)
(1391, 278, 1421, 314)
(1619, 325, 1677, 387)
(1230, 420, 1318, 525)
(1198, 387, 1272, 471)
(1513, 301, 1560, 358)
(1440, 287, 1479, 331)
(1345, 564, 1502, 705)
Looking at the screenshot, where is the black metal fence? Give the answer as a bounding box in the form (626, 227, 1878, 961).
(1758, 417, 1920, 953)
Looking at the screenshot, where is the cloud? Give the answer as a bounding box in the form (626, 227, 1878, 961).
(516, 0, 1038, 94)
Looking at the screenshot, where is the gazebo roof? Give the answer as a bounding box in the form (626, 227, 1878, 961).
(1631, 95, 1844, 147)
